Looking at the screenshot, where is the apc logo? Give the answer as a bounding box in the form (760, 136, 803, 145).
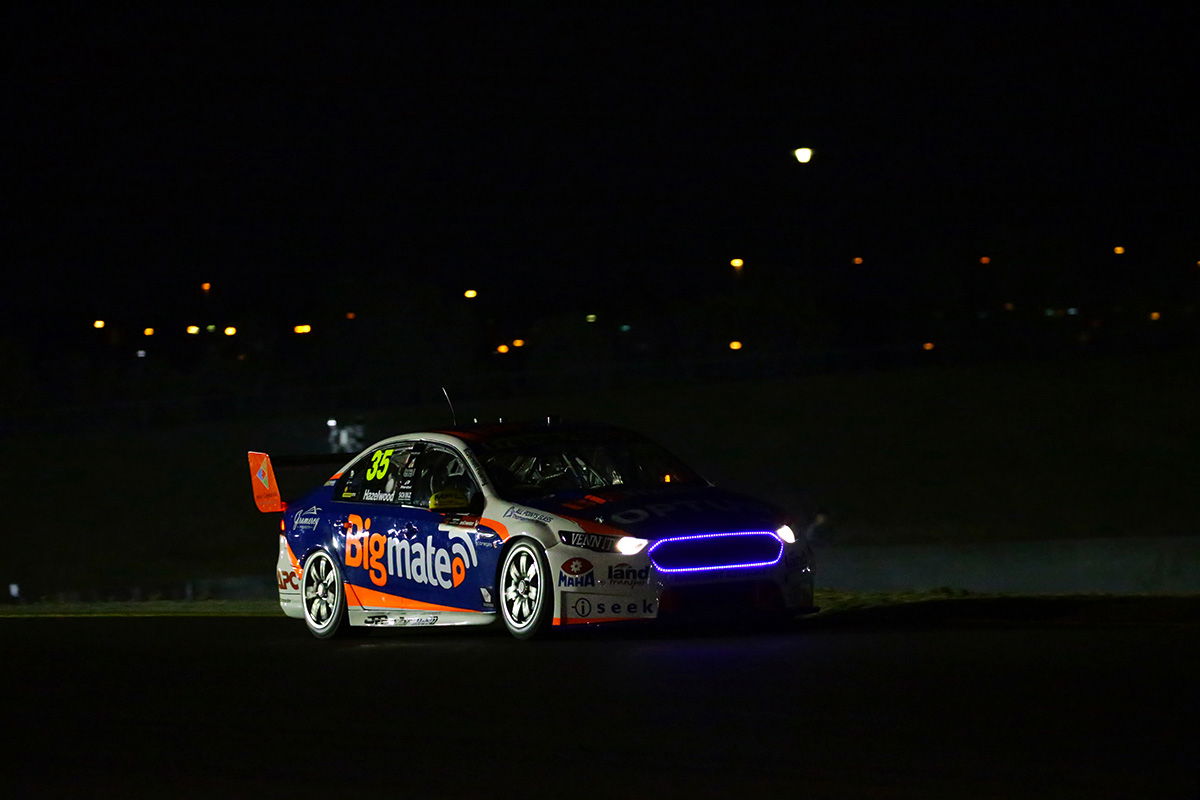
(558, 557, 596, 588)
(277, 570, 299, 590)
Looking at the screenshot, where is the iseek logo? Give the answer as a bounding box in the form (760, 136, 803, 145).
(570, 596, 657, 618)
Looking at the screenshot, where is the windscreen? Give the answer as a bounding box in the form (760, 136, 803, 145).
(475, 431, 702, 498)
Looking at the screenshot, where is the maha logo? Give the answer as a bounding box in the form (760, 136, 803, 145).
(558, 556, 596, 588)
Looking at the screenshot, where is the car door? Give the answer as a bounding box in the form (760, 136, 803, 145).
(331, 442, 492, 617)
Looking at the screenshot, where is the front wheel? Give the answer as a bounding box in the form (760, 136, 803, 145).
(499, 540, 553, 640)
(301, 550, 352, 638)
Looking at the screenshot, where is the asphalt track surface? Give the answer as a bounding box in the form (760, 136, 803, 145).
(3, 601, 1197, 799)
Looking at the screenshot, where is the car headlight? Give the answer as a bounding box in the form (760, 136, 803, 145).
(616, 536, 648, 555)
(776, 524, 796, 544)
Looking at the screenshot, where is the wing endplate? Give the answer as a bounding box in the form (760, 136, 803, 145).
(248, 451, 285, 513)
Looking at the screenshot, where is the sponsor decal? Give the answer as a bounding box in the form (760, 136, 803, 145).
(256, 466, 270, 489)
(570, 596, 657, 618)
(277, 570, 299, 591)
(480, 587, 495, 608)
(608, 497, 773, 526)
(401, 614, 438, 627)
(558, 557, 596, 588)
(605, 562, 650, 586)
(503, 506, 555, 524)
(558, 531, 619, 553)
(362, 489, 396, 502)
(291, 505, 322, 532)
(344, 514, 478, 589)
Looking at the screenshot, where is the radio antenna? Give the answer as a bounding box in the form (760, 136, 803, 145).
(441, 386, 457, 426)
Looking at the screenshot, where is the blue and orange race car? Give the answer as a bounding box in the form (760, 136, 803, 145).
(249, 422, 817, 639)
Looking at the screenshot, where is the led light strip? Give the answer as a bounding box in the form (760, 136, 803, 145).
(648, 531, 784, 574)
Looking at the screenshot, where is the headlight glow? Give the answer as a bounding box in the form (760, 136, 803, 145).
(776, 524, 796, 544)
(616, 536, 649, 555)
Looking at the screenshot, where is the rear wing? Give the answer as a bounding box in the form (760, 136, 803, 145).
(248, 451, 353, 513)
(248, 452, 284, 512)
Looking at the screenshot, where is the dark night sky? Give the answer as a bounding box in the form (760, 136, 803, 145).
(7, 4, 1199, 342)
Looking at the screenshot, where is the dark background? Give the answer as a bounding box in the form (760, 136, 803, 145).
(3, 4, 1199, 596)
(7, 4, 1198, 378)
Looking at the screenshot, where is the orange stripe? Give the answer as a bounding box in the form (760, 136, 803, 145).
(479, 517, 511, 540)
(344, 583, 481, 614)
(284, 539, 302, 575)
(329, 471, 343, 480)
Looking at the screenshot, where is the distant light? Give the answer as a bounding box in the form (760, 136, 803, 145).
(327, 419, 337, 427)
(93, 320, 105, 329)
(1067, 307, 1079, 316)
(1113, 246, 1125, 255)
(1149, 311, 1161, 321)
(663, 474, 672, 483)
(619, 324, 632, 332)
(852, 257, 863, 265)
(186, 325, 200, 335)
(793, 147, 813, 163)
(512, 339, 526, 347)
(201, 282, 211, 292)
(143, 327, 155, 336)
(922, 342, 935, 351)
(585, 314, 597, 323)
(729, 340, 743, 350)
(294, 324, 312, 334)
(979, 256, 991, 264)
(136, 350, 146, 358)
(345, 312, 357, 320)
(776, 525, 796, 544)
(496, 344, 510, 354)
(205, 324, 216, 333)
(1003, 302, 1015, 312)
(730, 258, 744, 269)
(464, 289, 478, 299)
(224, 326, 237, 336)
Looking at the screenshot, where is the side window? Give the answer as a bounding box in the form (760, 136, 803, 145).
(335, 445, 419, 505)
(409, 447, 481, 512)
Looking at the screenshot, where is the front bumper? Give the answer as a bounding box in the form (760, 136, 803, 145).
(550, 536, 814, 626)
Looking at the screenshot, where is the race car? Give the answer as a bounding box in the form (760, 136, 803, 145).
(248, 421, 817, 639)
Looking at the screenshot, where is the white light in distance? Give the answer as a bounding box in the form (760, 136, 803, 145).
(776, 525, 796, 544)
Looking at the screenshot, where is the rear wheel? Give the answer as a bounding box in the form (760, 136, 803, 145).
(499, 540, 553, 640)
(301, 550, 351, 638)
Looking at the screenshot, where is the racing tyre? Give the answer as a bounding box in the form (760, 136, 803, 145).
(301, 550, 352, 639)
(499, 540, 553, 640)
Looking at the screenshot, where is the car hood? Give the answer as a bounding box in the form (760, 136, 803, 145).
(521, 485, 783, 539)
